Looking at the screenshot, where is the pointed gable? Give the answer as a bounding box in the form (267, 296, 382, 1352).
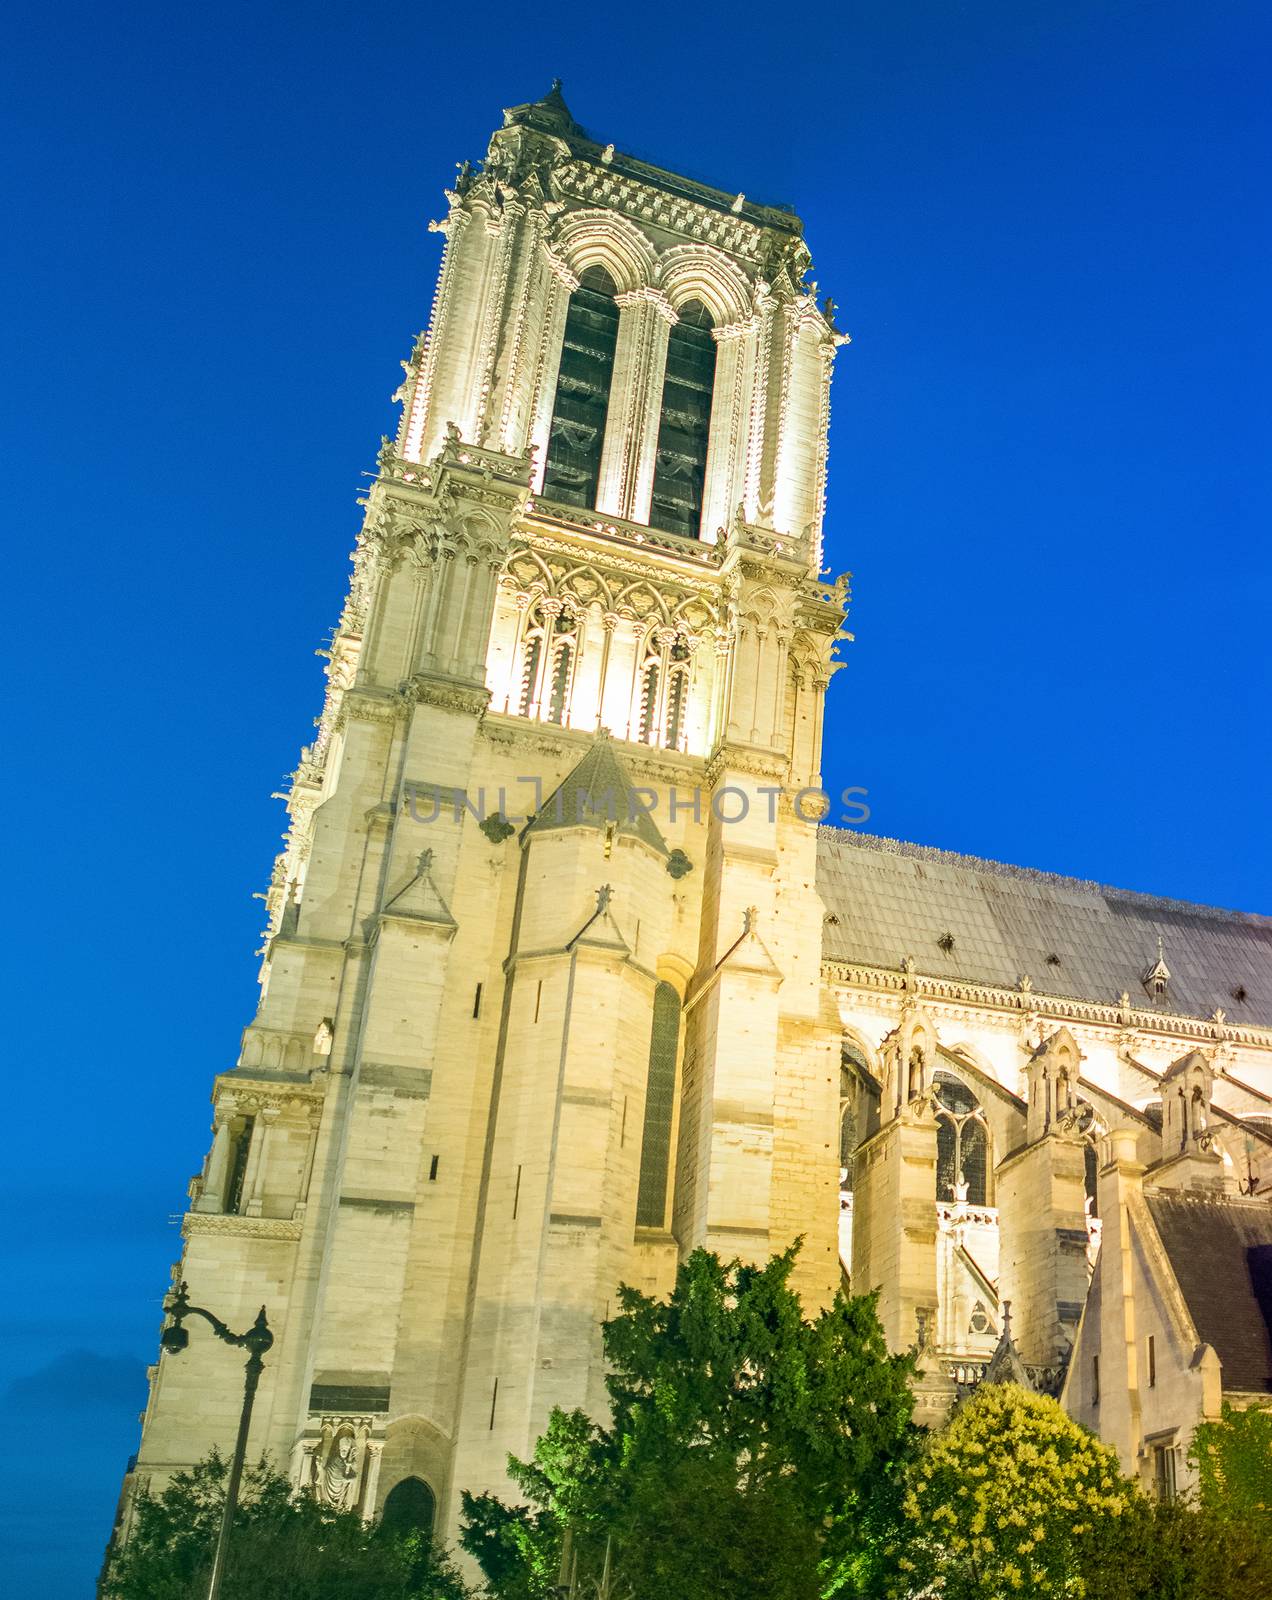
(523, 736, 668, 857)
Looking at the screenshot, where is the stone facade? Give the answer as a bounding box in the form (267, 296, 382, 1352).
(110, 86, 1272, 1551)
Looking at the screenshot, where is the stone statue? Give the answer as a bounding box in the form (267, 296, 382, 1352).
(321, 1428, 361, 1510)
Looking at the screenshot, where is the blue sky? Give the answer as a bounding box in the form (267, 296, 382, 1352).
(3, 0, 1269, 1592)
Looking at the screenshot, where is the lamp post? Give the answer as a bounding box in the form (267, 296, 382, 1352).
(160, 1281, 274, 1600)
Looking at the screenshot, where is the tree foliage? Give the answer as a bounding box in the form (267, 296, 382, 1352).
(461, 1245, 917, 1600)
(102, 1451, 471, 1600)
(1081, 1491, 1272, 1600)
(1189, 1401, 1272, 1537)
(892, 1384, 1132, 1598)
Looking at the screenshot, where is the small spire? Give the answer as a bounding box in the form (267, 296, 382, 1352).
(1142, 934, 1170, 999)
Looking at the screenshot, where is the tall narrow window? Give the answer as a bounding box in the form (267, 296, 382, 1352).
(636, 983, 680, 1227)
(839, 1067, 858, 1192)
(547, 614, 575, 725)
(638, 656, 659, 744)
(542, 266, 619, 510)
(1084, 1141, 1099, 1218)
(226, 1116, 255, 1215)
(663, 639, 690, 750)
(649, 300, 716, 538)
(517, 633, 542, 716)
(1153, 1444, 1177, 1502)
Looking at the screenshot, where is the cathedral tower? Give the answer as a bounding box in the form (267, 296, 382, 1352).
(117, 85, 850, 1541)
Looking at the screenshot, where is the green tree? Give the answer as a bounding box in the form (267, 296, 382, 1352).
(892, 1383, 1132, 1598)
(102, 1451, 472, 1600)
(1189, 1401, 1272, 1538)
(1081, 1492, 1272, 1600)
(461, 1244, 917, 1600)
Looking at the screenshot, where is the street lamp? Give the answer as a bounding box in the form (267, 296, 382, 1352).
(160, 1281, 274, 1600)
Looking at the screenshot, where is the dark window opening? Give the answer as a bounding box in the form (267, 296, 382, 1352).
(226, 1116, 255, 1215)
(636, 983, 681, 1227)
(649, 300, 716, 538)
(638, 660, 659, 744)
(542, 266, 619, 510)
(664, 666, 688, 749)
(518, 634, 541, 716)
(380, 1477, 436, 1542)
(839, 1095, 858, 1190)
(1153, 1443, 1176, 1502)
(1084, 1141, 1099, 1218)
(547, 633, 573, 726)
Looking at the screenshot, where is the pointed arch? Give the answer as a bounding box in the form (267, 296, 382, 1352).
(380, 1476, 436, 1541)
(657, 246, 752, 326)
(550, 209, 657, 294)
(611, 580, 669, 626)
(559, 564, 614, 612)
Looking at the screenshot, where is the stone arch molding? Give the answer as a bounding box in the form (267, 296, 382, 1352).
(549, 209, 657, 292)
(657, 244, 753, 326)
(546, 214, 753, 327)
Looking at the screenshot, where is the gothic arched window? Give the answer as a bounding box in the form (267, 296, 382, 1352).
(635, 631, 692, 748)
(542, 266, 619, 511)
(933, 1071, 989, 1205)
(380, 1476, 436, 1542)
(636, 982, 680, 1227)
(1084, 1141, 1099, 1218)
(649, 300, 716, 538)
(517, 604, 579, 725)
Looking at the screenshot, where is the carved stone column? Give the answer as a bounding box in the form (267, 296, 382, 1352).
(361, 1438, 385, 1521)
(242, 1105, 280, 1217)
(701, 319, 754, 540)
(597, 288, 676, 524)
(294, 1105, 322, 1219)
(195, 1106, 235, 1214)
(525, 249, 577, 493)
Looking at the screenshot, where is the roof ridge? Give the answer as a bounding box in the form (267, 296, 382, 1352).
(818, 826, 1271, 926)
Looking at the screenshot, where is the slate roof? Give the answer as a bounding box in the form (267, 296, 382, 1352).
(524, 736, 668, 856)
(816, 830, 1272, 1027)
(1144, 1192, 1272, 1393)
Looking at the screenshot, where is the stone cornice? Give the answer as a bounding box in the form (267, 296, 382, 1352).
(518, 500, 724, 576)
(403, 675, 491, 717)
(337, 686, 408, 729)
(479, 712, 706, 787)
(212, 1073, 326, 1112)
(705, 743, 789, 785)
(823, 960, 1272, 1050)
(183, 1212, 303, 1242)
